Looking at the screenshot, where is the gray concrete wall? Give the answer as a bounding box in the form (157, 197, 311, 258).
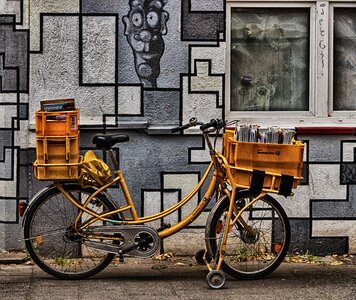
(0, 0, 355, 255)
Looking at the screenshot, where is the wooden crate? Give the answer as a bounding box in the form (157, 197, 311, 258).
(34, 136, 81, 180)
(35, 109, 79, 137)
(223, 130, 304, 190)
(34, 107, 81, 181)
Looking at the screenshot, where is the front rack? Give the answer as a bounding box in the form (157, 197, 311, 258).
(220, 130, 304, 197)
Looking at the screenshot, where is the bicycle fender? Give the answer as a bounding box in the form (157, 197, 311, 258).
(21, 183, 116, 227)
(21, 184, 57, 227)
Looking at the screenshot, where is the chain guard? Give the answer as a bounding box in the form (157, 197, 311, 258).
(83, 225, 160, 258)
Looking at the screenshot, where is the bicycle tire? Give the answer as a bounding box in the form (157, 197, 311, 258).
(24, 184, 119, 280)
(205, 191, 290, 280)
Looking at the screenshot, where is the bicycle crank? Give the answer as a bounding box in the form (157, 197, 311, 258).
(83, 225, 161, 258)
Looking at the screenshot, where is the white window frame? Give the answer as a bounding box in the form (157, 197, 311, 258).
(226, 0, 356, 127)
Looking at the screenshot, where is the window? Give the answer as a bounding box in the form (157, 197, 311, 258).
(226, 1, 356, 126)
(333, 7, 356, 111)
(230, 8, 309, 112)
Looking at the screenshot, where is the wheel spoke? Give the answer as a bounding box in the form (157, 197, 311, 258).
(206, 192, 290, 279)
(24, 185, 117, 279)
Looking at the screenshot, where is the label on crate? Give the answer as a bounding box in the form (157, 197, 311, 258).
(46, 115, 66, 121)
(71, 116, 77, 130)
(256, 150, 281, 156)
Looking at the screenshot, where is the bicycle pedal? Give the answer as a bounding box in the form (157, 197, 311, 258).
(157, 223, 171, 232)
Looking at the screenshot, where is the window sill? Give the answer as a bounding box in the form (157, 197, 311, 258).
(296, 127, 356, 135)
(225, 112, 356, 128)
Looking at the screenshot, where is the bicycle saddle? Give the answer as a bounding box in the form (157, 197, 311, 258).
(92, 134, 130, 150)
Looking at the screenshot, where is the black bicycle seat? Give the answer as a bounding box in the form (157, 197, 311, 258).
(92, 134, 130, 150)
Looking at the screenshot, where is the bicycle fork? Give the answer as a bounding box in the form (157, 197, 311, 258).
(205, 190, 266, 288)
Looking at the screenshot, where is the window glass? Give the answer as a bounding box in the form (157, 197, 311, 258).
(333, 8, 356, 111)
(230, 8, 310, 111)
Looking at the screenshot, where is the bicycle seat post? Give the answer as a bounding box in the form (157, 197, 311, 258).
(92, 134, 129, 172)
(108, 149, 120, 171)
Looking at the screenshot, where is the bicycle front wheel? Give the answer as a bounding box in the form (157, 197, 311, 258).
(205, 191, 290, 280)
(24, 184, 118, 279)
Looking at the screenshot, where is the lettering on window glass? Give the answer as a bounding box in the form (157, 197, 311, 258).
(318, 3, 326, 75)
(333, 8, 356, 111)
(230, 9, 309, 111)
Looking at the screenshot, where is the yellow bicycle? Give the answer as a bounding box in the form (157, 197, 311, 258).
(23, 117, 303, 289)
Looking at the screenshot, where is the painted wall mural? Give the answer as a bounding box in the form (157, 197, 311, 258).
(0, 0, 355, 255)
(122, 0, 169, 88)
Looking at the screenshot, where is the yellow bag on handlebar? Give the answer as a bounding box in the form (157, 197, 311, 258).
(79, 150, 112, 188)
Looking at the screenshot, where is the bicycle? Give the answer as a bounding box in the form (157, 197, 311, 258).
(23, 116, 304, 289)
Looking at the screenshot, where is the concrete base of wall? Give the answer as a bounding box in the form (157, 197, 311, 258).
(163, 229, 205, 256)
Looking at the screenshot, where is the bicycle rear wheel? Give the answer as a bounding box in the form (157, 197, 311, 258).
(24, 184, 118, 279)
(205, 191, 290, 280)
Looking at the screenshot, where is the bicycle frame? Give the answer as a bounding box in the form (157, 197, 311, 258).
(53, 127, 301, 264)
(54, 130, 227, 239)
(25, 118, 303, 287)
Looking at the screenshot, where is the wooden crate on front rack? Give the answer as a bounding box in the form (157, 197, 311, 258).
(33, 104, 81, 181)
(223, 129, 304, 193)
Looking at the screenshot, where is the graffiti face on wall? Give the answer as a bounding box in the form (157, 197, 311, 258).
(123, 0, 169, 88)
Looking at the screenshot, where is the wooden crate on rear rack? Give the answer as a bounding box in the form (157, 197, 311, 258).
(35, 109, 79, 137)
(33, 106, 81, 181)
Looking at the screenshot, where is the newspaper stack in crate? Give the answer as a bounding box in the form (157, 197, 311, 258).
(33, 99, 81, 181)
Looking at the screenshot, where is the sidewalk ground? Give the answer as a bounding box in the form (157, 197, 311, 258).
(0, 251, 355, 300)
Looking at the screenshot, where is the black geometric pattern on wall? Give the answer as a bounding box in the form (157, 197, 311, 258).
(341, 163, 356, 184)
(289, 219, 348, 255)
(187, 58, 225, 109)
(0, 0, 355, 256)
(0, 4, 29, 224)
(0, 15, 29, 92)
(306, 140, 356, 254)
(181, 0, 225, 41)
(310, 140, 356, 220)
(80, 0, 226, 126)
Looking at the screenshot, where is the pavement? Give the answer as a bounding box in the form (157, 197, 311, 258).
(0, 251, 355, 300)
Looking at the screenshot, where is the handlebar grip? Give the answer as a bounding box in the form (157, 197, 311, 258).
(171, 123, 190, 133)
(200, 119, 218, 131)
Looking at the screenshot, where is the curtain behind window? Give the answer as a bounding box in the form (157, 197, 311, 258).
(333, 8, 356, 111)
(230, 8, 309, 111)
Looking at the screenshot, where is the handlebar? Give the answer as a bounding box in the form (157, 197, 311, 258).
(200, 119, 218, 131)
(171, 118, 225, 133)
(171, 123, 191, 133)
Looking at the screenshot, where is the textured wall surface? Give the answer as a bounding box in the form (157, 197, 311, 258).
(0, 0, 355, 255)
